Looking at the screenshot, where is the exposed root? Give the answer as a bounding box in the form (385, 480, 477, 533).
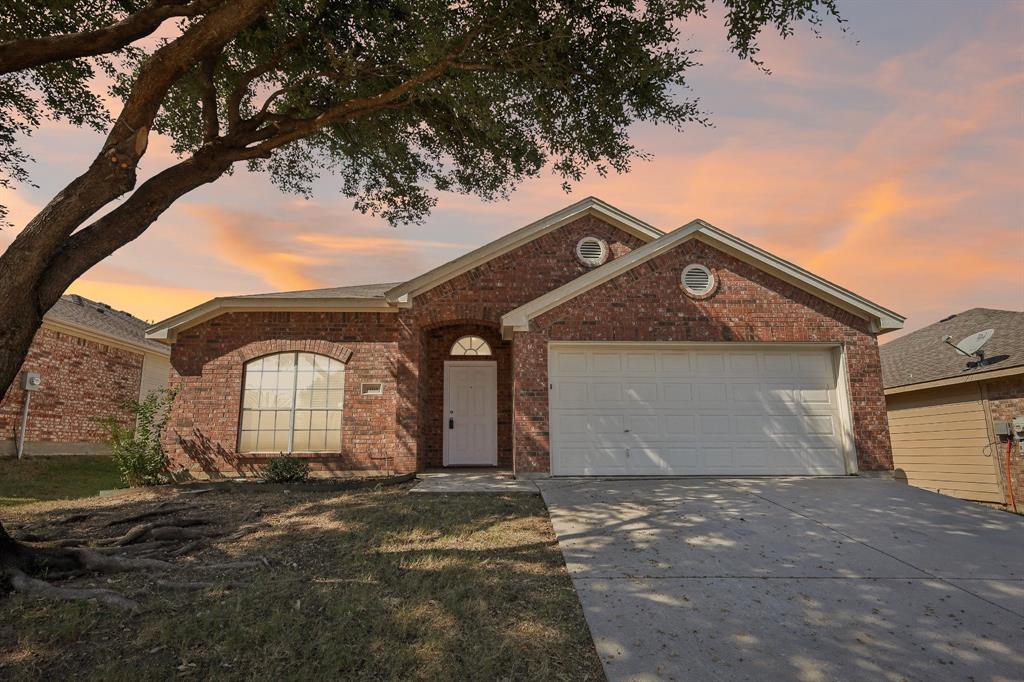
(194, 559, 267, 571)
(8, 570, 140, 612)
(103, 505, 195, 527)
(99, 519, 214, 547)
(74, 548, 173, 573)
(57, 512, 94, 525)
(168, 539, 206, 558)
(147, 526, 210, 542)
(155, 579, 248, 591)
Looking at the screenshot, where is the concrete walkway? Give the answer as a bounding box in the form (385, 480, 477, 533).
(538, 477, 1024, 682)
(411, 470, 539, 494)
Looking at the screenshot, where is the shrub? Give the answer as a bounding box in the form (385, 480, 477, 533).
(98, 387, 176, 487)
(262, 455, 310, 483)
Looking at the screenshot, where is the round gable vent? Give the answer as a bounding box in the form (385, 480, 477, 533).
(575, 237, 609, 267)
(682, 263, 715, 297)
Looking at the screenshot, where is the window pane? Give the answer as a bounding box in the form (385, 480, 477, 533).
(328, 371, 345, 389)
(248, 358, 264, 372)
(256, 430, 275, 451)
(296, 371, 314, 390)
(326, 411, 342, 430)
(244, 372, 261, 389)
(275, 390, 293, 408)
(258, 411, 276, 430)
(298, 353, 315, 371)
(292, 430, 309, 452)
(308, 430, 326, 451)
(275, 410, 291, 430)
(310, 390, 328, 409)
(314, 355, 330, 371)
(243, 390, 260, 408)
(260, 390, 277, 409)
(327, 390, 344, 409)
(325, 429, 341, 451)
(241, 411, 259, 430)
(312, 370, 329, 390)
(296, 389, 311, 408)
(239, 431, 257, 452)
(263, 355, 279, 371)
(278, 353, 296, 370)
(294, 410, 311, 430)
(274, 431, 289, 451)
(310, 411, 326, 430)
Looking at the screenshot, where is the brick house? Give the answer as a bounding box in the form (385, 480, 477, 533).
(881, 308, 1024, 508)
(1, 295, 171, 456)
(147, 198, 905, 479)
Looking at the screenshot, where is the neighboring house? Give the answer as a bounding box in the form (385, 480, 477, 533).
(880, 308, 1024, 506)
(0, 295, 171, 456)
(146, 197, 904, 479)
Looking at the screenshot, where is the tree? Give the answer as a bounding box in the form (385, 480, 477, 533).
(0, 0, 841, 596)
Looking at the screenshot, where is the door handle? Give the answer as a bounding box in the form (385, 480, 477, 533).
(449, 416, 455, 430)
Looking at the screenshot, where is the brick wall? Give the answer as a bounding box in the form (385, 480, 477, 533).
(0, 325, 142, 454)
(513, 239, 893, 474)
(983, 375, 1024, 508)
(164, 311, 402, 478)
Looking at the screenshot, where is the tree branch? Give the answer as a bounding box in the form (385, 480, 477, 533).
(0, 0, 221, 75)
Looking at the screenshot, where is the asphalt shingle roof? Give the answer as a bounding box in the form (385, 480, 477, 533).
(879, 308, 1024, 389)
(47, 295, 168, 354)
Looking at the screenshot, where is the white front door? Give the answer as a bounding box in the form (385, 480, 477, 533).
(549, 344, 851, 476)
(443, 361, 498, 466)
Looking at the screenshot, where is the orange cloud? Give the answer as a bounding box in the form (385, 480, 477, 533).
(294, 233, 470, 253)
(65, 280, 223, 323)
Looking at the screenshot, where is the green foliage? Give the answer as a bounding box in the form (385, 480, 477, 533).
(1, 0, 843, 226)
(261, 455, 310, 483)
(97, 387, 176, 487)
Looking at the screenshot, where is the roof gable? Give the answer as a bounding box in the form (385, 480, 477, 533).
(501, 219, 905, 338)
(48, 295, 169, 356)
(384, 196, 662, 302)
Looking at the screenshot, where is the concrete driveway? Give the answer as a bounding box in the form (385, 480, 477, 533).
(537, 477, 1024, 682)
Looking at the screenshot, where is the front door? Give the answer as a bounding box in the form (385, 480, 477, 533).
(443, 361, 498, 466)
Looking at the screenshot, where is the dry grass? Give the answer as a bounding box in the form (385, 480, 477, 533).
(0, 482, 603, 681)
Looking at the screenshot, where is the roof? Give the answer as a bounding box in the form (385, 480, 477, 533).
(236, 282, 399, 300)
(148, 198, 904, 344)
(384, 196, 663, 302)
(880, 308, 1024, 391)
(500, 218, 905, 338)
(46, 295, 169, 355)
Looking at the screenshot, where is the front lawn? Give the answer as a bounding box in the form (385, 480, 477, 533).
(0, 484, 602, 681)
(0, 456, 123, 507)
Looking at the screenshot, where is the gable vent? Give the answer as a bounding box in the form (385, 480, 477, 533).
(575, 237, 609, 267)
(682, 263, 715, 296)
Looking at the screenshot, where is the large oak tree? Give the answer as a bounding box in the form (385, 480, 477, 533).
(0, 0, 840, 591)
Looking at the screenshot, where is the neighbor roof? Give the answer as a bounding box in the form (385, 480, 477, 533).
(46, 295, 169, 355)
(237, 283, 399, 300)
(880, 308, 1024, 392)
(500, 218, 905, 338)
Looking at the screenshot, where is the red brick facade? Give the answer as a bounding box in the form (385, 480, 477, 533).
(982, 375, 1024, 508)
(162, 214, 895, 478)
(0, 326, 143, 454)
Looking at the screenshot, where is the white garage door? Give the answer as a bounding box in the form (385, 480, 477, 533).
(549, 344, 849, 476)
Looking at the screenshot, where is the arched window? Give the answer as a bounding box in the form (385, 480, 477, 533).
(450, 335, 492, 356)
(238, 352, 345, 453)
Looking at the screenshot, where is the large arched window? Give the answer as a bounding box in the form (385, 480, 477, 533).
(238, 352, 345, 453)
(450, 335, 492, 356)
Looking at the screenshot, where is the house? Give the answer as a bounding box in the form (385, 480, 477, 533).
(880, 308, 1024, 506)
(146, 197, 904, 479)
(0, 295, 171, 456)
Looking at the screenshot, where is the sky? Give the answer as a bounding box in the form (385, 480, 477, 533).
(1, 1, 1021, 341)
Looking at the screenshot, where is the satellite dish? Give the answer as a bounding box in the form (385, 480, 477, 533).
(942, 328, 994, 364)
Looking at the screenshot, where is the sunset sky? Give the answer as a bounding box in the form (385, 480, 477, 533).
(1, 1, 1021, 340)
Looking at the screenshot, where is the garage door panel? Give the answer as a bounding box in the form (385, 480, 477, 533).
(550, 345, 848, 476)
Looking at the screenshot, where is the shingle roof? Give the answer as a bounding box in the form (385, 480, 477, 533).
(46, 295, 169, 354)
(236, 283, 399, 300)
(880, 308, 1024, 389)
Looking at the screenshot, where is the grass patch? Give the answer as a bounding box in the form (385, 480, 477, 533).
(0, 456, 123, 507)
(0, 485, 602, 681)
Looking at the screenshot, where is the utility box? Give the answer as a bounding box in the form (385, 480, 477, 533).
(1013, 416, 1024, 440)
(22, 371, 41, 391)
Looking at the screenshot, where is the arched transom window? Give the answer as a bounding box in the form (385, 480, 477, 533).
(239, 352, 344, 453)
(450, 335, 492, 356)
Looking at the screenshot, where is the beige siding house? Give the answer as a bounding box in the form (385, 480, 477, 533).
(881, 309, 1024, 507)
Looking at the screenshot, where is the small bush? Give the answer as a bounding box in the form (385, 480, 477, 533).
(262, 455, 310, 483)
(98, 387, 176, 487)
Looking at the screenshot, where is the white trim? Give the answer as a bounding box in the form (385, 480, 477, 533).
(42, 319, 170, 357)
(502, 219, 905, 338)
(386, 197, 662, 302)
(883, 364, 1024, 395)
(442, 360, 498, 467)
(833, 345, 859, 475)
(146, 296, 397, 342)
